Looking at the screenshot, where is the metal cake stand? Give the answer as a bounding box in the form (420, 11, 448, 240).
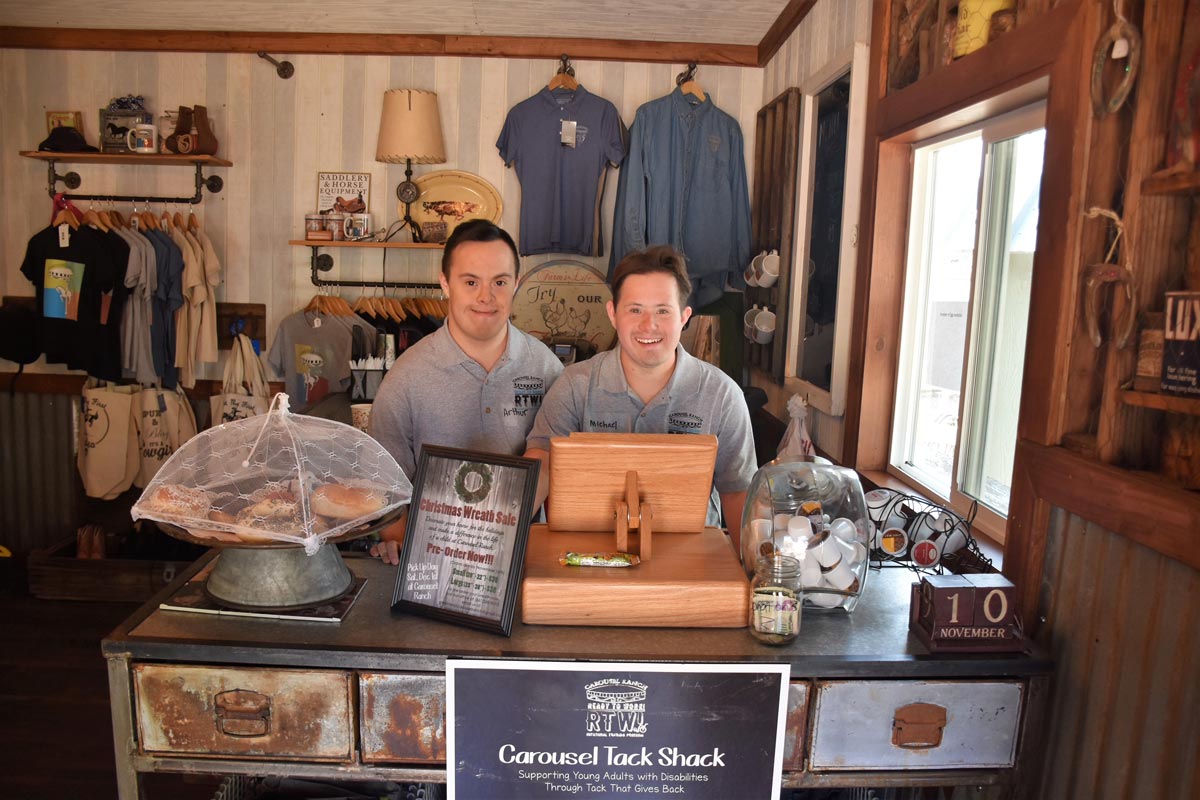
(155, 505, 405, 611)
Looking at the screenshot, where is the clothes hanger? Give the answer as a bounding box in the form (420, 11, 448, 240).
(387, 295, 405, 322)
(173, 202, 187, 231)
(676, 62, 706, 102)
(548, 54, 579, 91)
(188, 208, 200, 232)
(352, 292, 373, 315)
(82, 202, 109, 232)
(52, 206, 79, 229)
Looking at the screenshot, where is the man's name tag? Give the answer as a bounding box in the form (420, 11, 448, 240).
(560, 119, 577, 148)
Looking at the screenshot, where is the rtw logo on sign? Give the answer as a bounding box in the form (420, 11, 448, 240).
(585, 678, 648, 738)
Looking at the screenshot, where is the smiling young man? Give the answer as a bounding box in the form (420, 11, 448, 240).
(525, 245, 756, 549)
(368, 220, 563, 563)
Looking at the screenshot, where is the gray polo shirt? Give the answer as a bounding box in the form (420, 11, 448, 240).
(526, 345, 756, 525)
(370, 322, 563, 480)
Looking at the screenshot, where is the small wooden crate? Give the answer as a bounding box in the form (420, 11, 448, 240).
(28, 535, 197, 602)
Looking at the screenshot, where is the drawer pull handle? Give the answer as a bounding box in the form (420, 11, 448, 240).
(215, 689, 271, 737)
(892, 702, 947, 749)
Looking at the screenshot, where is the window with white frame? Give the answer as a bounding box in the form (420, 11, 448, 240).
(890, 103, 1046, 529)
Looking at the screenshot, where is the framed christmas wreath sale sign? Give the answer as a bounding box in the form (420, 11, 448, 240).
(391, 445, 539, 635)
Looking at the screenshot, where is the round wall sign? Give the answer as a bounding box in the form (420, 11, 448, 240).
(511, 259, 616, 359)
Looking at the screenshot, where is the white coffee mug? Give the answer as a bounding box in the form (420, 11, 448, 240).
(743, 304, 761, 341)
(753, 308, 777, 345)
(345, 212, 372, 240)
(126, 123, 157, 154)
(759, 250, 781, 288)
(745, 252, 766, 287)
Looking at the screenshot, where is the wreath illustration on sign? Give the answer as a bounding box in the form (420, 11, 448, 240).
(454, 462, 494, 505)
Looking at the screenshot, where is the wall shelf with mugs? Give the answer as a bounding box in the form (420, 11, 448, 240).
(288, 240, 443, 291)
(19, 151, 231, 205)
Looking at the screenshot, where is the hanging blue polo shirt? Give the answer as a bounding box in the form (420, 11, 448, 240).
(497, 84, 626, 257)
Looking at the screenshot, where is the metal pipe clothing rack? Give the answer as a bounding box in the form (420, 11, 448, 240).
(305, 246, 441, 291)
(20, 152, 230, 205)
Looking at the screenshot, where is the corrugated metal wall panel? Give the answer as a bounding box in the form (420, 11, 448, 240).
(1035, 508, 1200, 800)
(0, 391, 79, 552)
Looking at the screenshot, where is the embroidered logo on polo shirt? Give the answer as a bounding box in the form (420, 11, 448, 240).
(576, 124, 589, 145)
(668, 412, 704, 434)
(707, 134, 721, 153)
(506, 376, 546, 417)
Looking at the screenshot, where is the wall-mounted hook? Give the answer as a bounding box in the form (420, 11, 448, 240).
(676, 62, 698, 85)
(257, 51, 295, 80)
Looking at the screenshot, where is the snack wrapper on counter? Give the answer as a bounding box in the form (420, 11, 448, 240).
(131, 393, 412, 554)
(559, 551, 641, 568)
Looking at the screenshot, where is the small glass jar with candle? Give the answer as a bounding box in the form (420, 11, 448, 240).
(749, 554, 802, 646)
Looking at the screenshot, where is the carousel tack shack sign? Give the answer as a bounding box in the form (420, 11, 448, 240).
(446, 661, 790, 799)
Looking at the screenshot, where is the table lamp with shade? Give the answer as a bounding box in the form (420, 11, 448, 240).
(375, 88, 447, 243)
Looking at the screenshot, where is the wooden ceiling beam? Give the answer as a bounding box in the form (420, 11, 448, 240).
(757, 0, 820, 66)
(0, 26, 758, 66)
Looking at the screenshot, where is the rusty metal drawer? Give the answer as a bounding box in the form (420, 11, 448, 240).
(133, 664, 355, 761)
(359, 672, 446, 764)
(782, 681, 811, 772)
(809, 680, 1023, 771)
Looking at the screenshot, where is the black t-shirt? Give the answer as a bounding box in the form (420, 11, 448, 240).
(20, 224, 118, 370)
(83, 230, 131, 380)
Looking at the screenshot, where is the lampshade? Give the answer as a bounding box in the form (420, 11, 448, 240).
(375, 88, 446, 165)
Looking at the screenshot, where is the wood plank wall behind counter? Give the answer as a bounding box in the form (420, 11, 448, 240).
(0, 49, 763, 385)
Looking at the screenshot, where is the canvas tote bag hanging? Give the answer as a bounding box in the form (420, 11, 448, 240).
(209, 333, 270, 425)
(77, 380, 140, 500)
(135, 385, 198, 488)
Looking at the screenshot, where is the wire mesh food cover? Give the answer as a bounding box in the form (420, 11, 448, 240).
(132, 394, 411, 554)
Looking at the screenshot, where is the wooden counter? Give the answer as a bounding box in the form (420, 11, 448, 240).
(102, 553, 1052, 798)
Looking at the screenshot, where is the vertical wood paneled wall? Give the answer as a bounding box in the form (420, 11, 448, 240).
(1034, 508, 1198, 799)
(755, 0, 871, 461)
(0, 49, 763, 382)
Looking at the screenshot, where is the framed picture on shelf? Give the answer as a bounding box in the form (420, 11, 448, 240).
(99, 109, 152, 153)
(317, 171, 370, 215)
(390, 445, 539, 636)
(45, 111, 83, 135)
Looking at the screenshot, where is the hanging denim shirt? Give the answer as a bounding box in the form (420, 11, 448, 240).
(610, 88, 751, 308)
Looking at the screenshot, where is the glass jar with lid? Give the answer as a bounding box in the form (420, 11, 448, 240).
(740, 458, 872, 612)
(749, 553, 802, 645)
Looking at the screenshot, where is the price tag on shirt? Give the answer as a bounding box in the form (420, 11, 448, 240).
(560, 119, 577, 148)
(58, 223, 70, 248)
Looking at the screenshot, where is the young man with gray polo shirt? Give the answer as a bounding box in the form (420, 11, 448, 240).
(525, 245, 756, 549)
(369, 220, 563, 563)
